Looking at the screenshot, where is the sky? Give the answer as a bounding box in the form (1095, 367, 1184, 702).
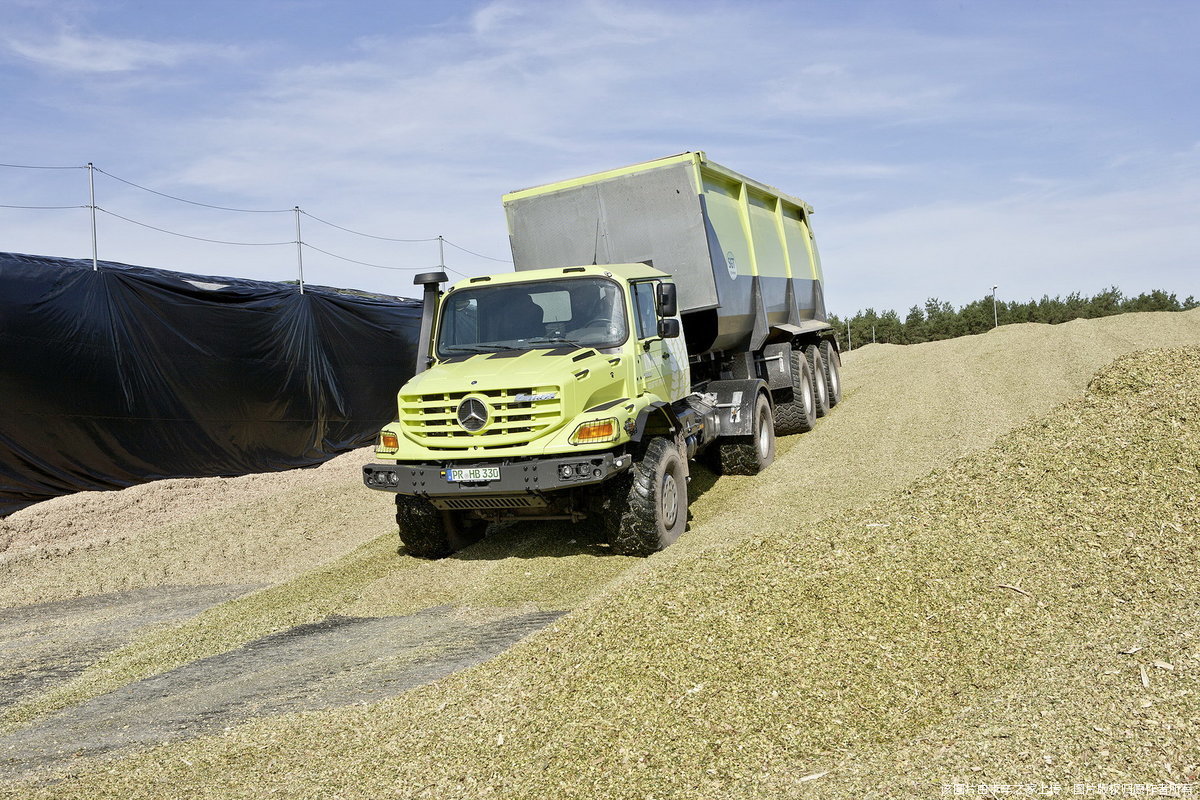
(1, 0, 1198, 317)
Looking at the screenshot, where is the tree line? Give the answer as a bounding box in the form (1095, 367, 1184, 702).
(828, 287, 1197, 349)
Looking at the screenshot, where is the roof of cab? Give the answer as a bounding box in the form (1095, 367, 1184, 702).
(448, 263, 668, 292)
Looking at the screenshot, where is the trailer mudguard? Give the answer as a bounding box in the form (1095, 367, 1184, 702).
(705, 379, 769, 437)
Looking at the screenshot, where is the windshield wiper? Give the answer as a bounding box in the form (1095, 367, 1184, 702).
(524, 336, 583, 347)
(442, 344, 519, 353)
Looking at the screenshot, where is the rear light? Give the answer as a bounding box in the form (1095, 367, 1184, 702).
(378, 431, 399, 452)
(569, 418, 619, 444)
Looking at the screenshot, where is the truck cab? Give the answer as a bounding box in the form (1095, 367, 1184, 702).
(363, 263, 694, 557)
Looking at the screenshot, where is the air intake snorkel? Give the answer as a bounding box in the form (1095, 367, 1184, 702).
(412, 271, 448, 374)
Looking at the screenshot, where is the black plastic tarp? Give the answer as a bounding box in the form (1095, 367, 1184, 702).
(0, 252, 421, 517)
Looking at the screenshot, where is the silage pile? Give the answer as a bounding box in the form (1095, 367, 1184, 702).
(0, 448, 396, 609)
(12, 344, 1197, 798)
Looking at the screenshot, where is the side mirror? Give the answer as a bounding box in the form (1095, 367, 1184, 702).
(658, 318, 681, 339)
(656, 282, 678, 317)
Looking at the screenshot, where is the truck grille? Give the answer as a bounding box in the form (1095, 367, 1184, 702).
(398, 385, 562, 449)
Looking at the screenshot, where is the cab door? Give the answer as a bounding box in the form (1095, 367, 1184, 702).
(630, 280, 687, 401)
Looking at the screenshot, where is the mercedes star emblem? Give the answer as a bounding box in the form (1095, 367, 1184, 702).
(456, 397, 489, 432)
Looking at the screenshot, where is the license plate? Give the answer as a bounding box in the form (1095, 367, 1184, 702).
(446, 466, 501, 482)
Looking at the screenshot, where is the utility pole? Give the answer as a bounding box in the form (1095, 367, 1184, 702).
(294, 207, 305, 294)
(87, 163, 98, 271)
(991, 285, 998, 328)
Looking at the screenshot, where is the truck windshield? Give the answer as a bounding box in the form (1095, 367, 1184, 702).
(436, 277, 628, 356)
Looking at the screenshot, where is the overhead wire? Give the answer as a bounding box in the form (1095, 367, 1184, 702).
(442, 237, 512, 263)
(94, 167, 293, 214)
(0, 162, 85, 170)
(90, 208, 471, 273)
(0, 203, 86, 210)
(97, 206, 294, 247)
(3, 161, 501, 279)
(301, 242, 467, 277)
(299, 211, 439, 242)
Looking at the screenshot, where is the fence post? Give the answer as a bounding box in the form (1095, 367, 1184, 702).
(87, 163, 98, 271)
(294, 207, 305, 294)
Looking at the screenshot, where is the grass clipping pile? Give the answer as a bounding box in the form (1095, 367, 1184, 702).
(10, 347, 1200, 799)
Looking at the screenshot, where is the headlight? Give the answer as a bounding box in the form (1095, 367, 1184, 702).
(569, 418, 619, 444)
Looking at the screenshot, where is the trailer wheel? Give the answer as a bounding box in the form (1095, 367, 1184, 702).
(805, 345, 830, 418)
(773, 350, 816, 435)
(601, 437, 688, 556)
(395, 495, 457, 559)
(717, 392, 777, 475)
(819, 340, 842, 407)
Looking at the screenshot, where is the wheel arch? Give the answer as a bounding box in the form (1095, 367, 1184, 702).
(630, 401, 681, 443)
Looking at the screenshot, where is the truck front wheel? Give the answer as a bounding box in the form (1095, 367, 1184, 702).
(395, 495, 484, 559)
(601, 437, 688, 556)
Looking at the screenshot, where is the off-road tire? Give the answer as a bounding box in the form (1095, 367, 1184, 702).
(717, 392, 776, 475)
(395, 495, 454, 559)
(805, 345, 830, 418)
(600, 437, 688, 556)
(819, 340, 842, 407)
(773, 350, 816, 435)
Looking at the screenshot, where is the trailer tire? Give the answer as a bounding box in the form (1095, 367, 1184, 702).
(601, 437, 688, 556)
(717, 392, 776, 475)
(805, 345, 830, 418)
(395, 495, 455, 559)
(773, 350, 816, 435)
(819, 340, 842, 407)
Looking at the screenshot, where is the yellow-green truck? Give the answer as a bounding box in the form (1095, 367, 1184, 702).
(363, 152, 840, 557)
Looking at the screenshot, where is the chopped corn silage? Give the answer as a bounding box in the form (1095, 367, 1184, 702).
(5, 309, 1197, 740)
(3, 332, 1197, 796)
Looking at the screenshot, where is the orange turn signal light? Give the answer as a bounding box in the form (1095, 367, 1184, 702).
(569, 418, 619, 444)
(379, 432, 400, 451)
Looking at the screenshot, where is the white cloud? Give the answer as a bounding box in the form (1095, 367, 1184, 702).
(169, 1, 1010, 198)
(4, 29, 237, 73)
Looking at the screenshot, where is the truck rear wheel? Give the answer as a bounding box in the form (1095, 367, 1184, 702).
(395, 495, 479, 559)
(773, 350, 816, 435)
(805, 345, 830, 418)
(819, 340, 842, 407)
(717, 392, 776, 475)
(602, 437, 688, 556)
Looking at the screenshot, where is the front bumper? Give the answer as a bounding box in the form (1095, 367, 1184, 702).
(363, 451, 632, 498)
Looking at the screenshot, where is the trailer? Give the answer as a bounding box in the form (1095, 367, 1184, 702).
(363, 152, 841, 556)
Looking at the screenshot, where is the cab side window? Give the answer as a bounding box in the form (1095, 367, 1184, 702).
(631, 282, 658, 340)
